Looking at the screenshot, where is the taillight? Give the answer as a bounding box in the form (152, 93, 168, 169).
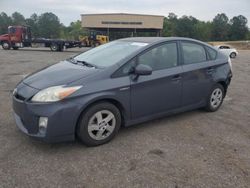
(228, 57, 232, 71)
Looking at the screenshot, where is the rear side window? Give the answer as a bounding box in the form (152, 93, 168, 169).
(182, 42, 207, 64)
(220, 46, 230, 49)
(205, 46, 217, 60)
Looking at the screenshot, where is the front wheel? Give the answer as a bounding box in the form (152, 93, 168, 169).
(77, 102, 121, 146)
(230, 52, 237, 58)
(205, 84, 225, 112)
(2, 41, 10, 50)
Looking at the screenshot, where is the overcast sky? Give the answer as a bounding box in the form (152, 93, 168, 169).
(1, 0, 249, 26)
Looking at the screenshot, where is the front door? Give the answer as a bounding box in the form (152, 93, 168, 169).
(130, 42, 182, 119)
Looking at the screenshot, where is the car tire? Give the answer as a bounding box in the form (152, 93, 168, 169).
(205, 84, 225, 112)
(2, 41, 10, 50)
(77, 102, 121, 146)
(50, 43, 59, 52)
(230, 52, 237, 58)
(13, 47, 19, 50)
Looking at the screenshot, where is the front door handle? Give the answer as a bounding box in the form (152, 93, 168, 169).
(171, 74, 182, 81)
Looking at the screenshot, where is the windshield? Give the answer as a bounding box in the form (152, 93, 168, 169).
(74, 41, 148, 67)
(8, 26, 16, 34)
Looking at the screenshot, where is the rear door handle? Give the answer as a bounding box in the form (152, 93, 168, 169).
(206, 67, 214, 74)
(171, 74, 182, 81)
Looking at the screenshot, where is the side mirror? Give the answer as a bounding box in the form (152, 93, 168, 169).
(134, 64, 152, 76)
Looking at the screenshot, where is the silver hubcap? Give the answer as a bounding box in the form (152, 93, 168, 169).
(3, 43, 9, 48)
(88, 110, 116, 140)
(210, 88, 223, 109)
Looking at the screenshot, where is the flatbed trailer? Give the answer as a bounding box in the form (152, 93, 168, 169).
(0, 25, 82, 52)
(21, 38, 81, 51)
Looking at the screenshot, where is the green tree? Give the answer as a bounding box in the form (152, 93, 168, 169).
(0, 12, 12, 34)
(37, 12, 61, 38)
(12, 12, 26, 25)
(194, 21, 212, 41)
(68, 20, 87, 40)
(229, 15, 248, 40)
(175, 16, 198, 38)
(211, 13, 230, 41)
(25, 13, 39, 37)
(163, 13, 178, 37)
(247, 31, 250, 40)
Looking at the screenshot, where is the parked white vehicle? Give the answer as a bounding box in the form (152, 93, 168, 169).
(215, 45, 238, 58)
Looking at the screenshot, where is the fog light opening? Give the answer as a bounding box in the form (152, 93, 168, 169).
(39, 117, 48, 134)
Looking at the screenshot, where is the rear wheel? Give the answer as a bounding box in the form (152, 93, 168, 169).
(13, 47, 19, 50)
(205, 84, 225, 112)
(50, 43, 59, 52)
(77, 102, 121, 146)
(230, 52, 237, 58)
(2, 41, 10, 50)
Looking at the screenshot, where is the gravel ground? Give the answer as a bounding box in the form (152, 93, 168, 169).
(0, 47, 250, 188)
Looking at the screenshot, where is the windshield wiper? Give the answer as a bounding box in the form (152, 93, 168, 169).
(67, 57, 77, 64)
(76, 60, 97, 68)
(67, 57, 97, 68)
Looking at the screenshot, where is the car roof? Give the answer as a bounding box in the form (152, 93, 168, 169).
(118, 37, 205, 44)
(216, 45, 231, 47)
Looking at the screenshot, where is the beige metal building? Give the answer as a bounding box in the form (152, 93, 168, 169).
(81, 13, 164, 39)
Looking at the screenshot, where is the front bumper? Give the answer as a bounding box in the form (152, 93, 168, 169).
(12, 95, 83, 143)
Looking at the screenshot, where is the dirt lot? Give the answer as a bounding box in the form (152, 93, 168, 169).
(0, 47, 250, 188)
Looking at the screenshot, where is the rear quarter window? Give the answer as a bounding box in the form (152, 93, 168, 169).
(205, 46, 217, 60)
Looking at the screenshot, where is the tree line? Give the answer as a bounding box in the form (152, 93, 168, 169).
(163, 13, 249, 41)
(0, 12, 86, 40)
(0, 11, 249, 41)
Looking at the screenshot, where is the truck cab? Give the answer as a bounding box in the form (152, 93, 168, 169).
(0, 26, 32, 50)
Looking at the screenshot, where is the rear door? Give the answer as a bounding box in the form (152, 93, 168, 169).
(130, 42, 182, 119)
(180, 41, 215, 107)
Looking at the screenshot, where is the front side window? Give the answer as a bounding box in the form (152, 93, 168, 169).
(137, 42, 178, 71)
(112, 59, 136, 77)
(182, 42, 207, 64)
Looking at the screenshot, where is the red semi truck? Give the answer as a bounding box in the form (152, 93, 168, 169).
(0, 26, 82, 52)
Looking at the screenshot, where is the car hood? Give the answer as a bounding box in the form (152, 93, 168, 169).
(23, 60, 100, 90)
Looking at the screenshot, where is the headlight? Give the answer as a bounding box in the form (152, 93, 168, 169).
(31, 85, 82, 102)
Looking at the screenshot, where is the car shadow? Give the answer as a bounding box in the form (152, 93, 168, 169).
(27, 109, 204, 151)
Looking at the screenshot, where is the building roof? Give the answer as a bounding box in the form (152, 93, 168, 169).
(81, 13, 164, 18)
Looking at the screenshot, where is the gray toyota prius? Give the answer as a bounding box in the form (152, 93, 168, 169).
(12, 37, 232, 146)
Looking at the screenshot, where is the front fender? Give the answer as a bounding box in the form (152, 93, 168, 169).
(72, 89, 130, 128)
